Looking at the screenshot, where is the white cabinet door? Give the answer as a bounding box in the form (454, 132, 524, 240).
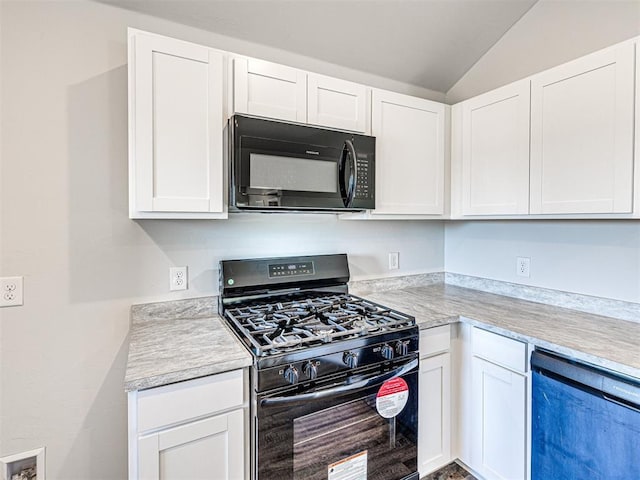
(138, 409, 244, 480)
(129, 30, 225, 218)
(530, 42, 635, 214)
(372, 90, 446, 215)
(471, 357, 527, 480)
(418, 352, 451, 476)
(461, 81, 530, 215)
(233, 57, 307, 122)
(308, 74, 369, 133)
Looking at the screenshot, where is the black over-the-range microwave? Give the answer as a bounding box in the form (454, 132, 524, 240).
(228, 114, 376, 212)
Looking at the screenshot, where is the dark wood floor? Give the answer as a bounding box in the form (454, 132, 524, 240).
(421, 462, 477, 480)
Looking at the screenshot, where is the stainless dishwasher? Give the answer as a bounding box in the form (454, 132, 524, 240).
(531, 350, 640, 480)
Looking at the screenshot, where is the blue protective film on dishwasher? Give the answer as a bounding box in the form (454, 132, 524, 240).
(531, 370, 640, 480)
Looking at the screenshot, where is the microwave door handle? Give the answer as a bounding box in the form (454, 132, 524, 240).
(345, 139, 357, 207)
(338, 143, 349, 204)
(260, 358, 418, 408)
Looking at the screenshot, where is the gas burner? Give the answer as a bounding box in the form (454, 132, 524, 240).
(267, 332, 304, 348)
(352, 318, 382, 334)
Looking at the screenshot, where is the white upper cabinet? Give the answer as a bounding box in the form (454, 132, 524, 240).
(461, 81, 531, 215)
(372, 90, 446, 215)
(128, 30, 639, 221)
(530, 42, 636, 214)
(128, 30, 226, 219)
(307, 74, 370, 133)
(233, 58, 370, 133)
(233, 57, 307, 123)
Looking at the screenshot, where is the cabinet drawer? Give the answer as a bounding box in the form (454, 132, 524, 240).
(137, 369, 244, 432)
(472, 327, 527, 373)
(420, 325, 451, 358)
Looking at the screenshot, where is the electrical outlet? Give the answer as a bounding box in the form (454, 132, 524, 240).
(169, 267, 188, 291)
(0, 277, 24, 307)
(516, 257, 530, 277)
(388, 252, 399, 270)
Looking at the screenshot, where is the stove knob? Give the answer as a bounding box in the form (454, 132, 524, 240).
(395, 340, 410, 357)
(381, 344, 395, 360)
(302, 361, 318, 380)
(343, 351, 358, 369)
(283, 365, 299, 385)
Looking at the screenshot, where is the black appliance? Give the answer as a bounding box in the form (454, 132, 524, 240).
(531, 350, 640, 480)
(228, 115, 375, 212)
(219, 254, 419, 480)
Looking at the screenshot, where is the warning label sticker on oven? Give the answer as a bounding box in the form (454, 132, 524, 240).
(376, 377, 409, 418)
(328, 450, 367, 480)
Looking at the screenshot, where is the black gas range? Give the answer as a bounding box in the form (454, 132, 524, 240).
(219, 254, 419, 480)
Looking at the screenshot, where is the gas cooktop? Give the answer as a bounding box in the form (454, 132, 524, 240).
(223, 292, 414, 357)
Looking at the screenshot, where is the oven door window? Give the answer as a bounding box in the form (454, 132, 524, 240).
(256, 368, 418, 480)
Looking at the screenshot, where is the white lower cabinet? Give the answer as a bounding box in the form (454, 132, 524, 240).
(471, 357, 527, 480)
(128, 370, 247, 480)
(462, 326, 529, 480)
(138, 409, 244, 480)
(418, 326, 452, 476)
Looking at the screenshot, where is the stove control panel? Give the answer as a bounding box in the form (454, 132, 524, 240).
(257, 331, 419, 392)
(268, 261, 315, 278)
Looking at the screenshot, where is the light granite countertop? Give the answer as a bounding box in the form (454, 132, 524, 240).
(124, 297, 252, 391)
(360, 283, 640, 380)
(125, 279, 640, 391)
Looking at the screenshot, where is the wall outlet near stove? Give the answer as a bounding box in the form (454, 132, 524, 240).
(388, 252, 400, 270)
(0, 276, 23, 307)
(169, 267, 188, 291)
(516, 257, 530, 277)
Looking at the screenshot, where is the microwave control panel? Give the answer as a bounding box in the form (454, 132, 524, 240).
(355, 158, 373, 200)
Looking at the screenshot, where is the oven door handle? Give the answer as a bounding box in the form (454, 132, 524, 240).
(260, 358, 418, 407)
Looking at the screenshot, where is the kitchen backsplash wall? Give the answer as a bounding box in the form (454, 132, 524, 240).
(0, 2, 444, 479)
(445, 221, 640, 304)
(138, 215, 445, 299)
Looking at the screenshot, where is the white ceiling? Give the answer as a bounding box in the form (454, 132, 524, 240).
(100, 0, 538, 93)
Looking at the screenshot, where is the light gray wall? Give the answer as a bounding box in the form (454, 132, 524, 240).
(0, 1, 444, 478)
(445, 221, 640, 303)
(446, 0, 640, 103)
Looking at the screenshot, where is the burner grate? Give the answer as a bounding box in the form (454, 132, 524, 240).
(224, 293, 415, 356)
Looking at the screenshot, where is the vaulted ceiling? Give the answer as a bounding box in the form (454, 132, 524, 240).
(99, 0, 538, 94)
